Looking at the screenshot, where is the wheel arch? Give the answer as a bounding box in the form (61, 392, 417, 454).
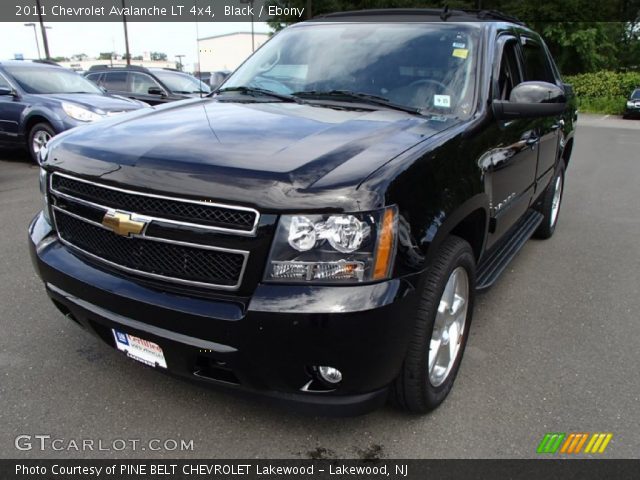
(424, 194, 490, 266)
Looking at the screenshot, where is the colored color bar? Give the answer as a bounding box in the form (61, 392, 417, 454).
(584, 434, 598, 453)
(560, 434, 575, 453)
(598, 433, 613, 453)
(573, 433, 589, 454)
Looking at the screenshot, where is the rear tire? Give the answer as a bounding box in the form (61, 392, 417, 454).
(391, 235, 476, 413)
(534, 163, 565, 239)
(27, 122, 55, 164)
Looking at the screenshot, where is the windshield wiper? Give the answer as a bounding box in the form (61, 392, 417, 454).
(212, 86, 299, 103)
(292, 90, 423, 115)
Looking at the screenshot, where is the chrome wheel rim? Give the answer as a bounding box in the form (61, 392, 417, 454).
(428, 266, 469, 387)
(550, 174, 563, 227)
(32, 130, 51, 156)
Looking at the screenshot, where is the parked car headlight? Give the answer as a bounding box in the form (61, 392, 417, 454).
(62, 102, 103, 122)
(39, 168, 51, 225)
(265, 206, 398, 283)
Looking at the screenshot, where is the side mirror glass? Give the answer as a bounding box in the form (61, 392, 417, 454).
(148, 86, 165, 96)
(509, 81, 565, 104)
(493, 81, 566, 120)
(0, 87, 16, 96)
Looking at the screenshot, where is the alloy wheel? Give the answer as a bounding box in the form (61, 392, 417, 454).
(32, 130, 51, 157)
(428, 266, 470, 387)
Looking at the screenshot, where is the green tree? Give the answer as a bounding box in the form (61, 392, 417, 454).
(267, 0, 640, 75)
(150, 52, 167, 61)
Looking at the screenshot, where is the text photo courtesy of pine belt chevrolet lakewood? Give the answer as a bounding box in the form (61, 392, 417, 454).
(0, 60, 148, 162)
(29, 9, 576, 415)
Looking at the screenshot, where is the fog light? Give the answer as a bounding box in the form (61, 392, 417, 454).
(317, 366, 342, 384)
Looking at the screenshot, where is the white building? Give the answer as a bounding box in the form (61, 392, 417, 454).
(197, 32, 270, 72)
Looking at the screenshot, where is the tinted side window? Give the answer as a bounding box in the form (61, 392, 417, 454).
(129, 72, 159, 94)
(521, 39, 555, 83)
(103, 72, 128, 91)
(496, 39, 523, 100)
(85, 73, 102, 85)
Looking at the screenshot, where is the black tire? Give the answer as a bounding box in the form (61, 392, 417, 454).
(391, 235, 476, 413)
(27, 122, 55, 163)
(534, 163, 565, 239)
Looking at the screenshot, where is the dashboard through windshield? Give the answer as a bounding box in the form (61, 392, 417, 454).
(223, 23, 481, 118)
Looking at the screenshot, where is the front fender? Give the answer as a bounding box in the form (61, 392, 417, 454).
(19, 106, 67, 136)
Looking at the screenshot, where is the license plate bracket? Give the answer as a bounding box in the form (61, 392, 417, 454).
(112, 329, 167, 369)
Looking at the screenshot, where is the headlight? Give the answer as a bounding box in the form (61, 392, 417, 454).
(265, 206, 398, 284)
(62, 102, 103, 122)
(39, 168, 51, 225)
(627, 101, 634, 107)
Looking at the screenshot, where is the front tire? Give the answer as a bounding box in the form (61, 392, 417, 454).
(391, 235, 476, 413)
(27, 122, 55, 163)
(534, 163, 565, 239)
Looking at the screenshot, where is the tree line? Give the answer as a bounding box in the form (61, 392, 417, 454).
(268, 0, 640, 75)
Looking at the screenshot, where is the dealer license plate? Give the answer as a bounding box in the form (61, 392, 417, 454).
(112, 329, 167, 368)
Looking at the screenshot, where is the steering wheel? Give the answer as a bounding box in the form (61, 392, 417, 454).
(408, 78, 454, 95)
(406, 79, 456, 110)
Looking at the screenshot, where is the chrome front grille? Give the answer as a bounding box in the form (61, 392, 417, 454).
(51, 173, 259, 234)
(49, 172, 255, 290)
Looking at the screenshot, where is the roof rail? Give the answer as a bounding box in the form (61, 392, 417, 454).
(88, 64, 149, 72)
(32, 59, 62, 66)
(316, 8, 525, 25)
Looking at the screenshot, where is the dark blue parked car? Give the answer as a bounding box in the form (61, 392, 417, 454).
(0, 60, 147, 162)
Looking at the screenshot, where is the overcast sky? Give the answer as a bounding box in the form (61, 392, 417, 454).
(1, 21, 272, 70)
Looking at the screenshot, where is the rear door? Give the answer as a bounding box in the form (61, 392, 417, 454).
(519, 35, 562, 198)
(485, 34, 539, 246)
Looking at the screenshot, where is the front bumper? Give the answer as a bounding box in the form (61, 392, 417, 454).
(29, 212, 420, 415)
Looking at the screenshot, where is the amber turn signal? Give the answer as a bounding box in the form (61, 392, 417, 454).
(373, 207, 397, 280)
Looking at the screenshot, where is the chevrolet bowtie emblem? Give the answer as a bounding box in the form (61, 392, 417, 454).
(101, 211, 146, 237)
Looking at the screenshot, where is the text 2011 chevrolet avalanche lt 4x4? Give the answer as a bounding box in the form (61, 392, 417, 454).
(29, 9, 576, 414)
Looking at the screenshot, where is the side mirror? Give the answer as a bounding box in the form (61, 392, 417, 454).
(493, 81, 566, 120)
(148, 86, 165, 96)
(0, 87, 17, 97)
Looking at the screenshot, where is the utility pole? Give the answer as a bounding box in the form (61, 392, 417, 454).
(122, 0, 131, 65)
(240, 0, 255, 52)
(175, 54, 185, 71)
(24, 23, 41, 59)
(35, 0, 50, 59)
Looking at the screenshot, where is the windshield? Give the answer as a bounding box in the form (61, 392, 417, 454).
(631, 89, 640, 100)
(224, 23, 480, 118)
(5, 66, 102, 94)
(153, 70, 211, 94)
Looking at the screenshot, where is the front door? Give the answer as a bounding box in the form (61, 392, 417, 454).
(0, 73, 24, 145)
(483, 35, 538, 247)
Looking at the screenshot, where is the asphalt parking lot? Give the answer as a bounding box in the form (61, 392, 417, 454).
(1, 115, 639, 459)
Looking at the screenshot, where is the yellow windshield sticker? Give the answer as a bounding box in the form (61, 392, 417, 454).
(452, 48, 469, 59)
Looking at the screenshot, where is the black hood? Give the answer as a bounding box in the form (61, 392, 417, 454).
(47, 98, 458, 211)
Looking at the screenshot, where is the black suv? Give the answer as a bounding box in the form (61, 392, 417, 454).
(85, 65, 210, 105)
(624, 88, 640, 118)
(30, 10, 576, 414)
